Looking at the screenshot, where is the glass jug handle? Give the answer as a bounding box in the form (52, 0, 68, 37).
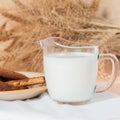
(96, 54, 119, 93)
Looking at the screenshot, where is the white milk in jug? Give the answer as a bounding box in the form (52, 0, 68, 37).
(44, 52, 98, 102)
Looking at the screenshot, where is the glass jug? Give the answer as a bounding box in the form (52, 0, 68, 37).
(39, 37, 119, 104)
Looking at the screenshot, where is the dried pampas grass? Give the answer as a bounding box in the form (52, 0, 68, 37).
(0, 0, 119, 80)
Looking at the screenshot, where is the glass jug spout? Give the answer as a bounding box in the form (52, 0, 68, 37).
(38, 37, 68, 53)
(39, 40, 44, 48)
(39, 38, 46, 49)
(38, 37, 58, 49)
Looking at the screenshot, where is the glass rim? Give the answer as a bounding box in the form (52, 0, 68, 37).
(39, 37, 99, 49)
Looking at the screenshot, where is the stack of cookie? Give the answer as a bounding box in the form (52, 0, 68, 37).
(0, 68, 45, 91)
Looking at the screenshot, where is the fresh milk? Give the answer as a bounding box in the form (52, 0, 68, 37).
(44, 52, 98, 102)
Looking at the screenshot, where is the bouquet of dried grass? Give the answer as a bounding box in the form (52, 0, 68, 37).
(0, 0, 120, 80)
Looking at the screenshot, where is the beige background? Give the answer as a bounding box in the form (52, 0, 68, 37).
(0, 0, 120, 70)
(0, 0, 120, 54)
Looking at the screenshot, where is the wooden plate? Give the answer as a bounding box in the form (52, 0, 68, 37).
(0, 72, 47, 100)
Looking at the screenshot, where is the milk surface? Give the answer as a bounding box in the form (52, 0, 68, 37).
(44, 52, 98, 102)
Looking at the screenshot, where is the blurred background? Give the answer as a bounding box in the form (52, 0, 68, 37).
(0, 0, 120, 76)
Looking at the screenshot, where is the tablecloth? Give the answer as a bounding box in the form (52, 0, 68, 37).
(0, 92, 120, 120)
